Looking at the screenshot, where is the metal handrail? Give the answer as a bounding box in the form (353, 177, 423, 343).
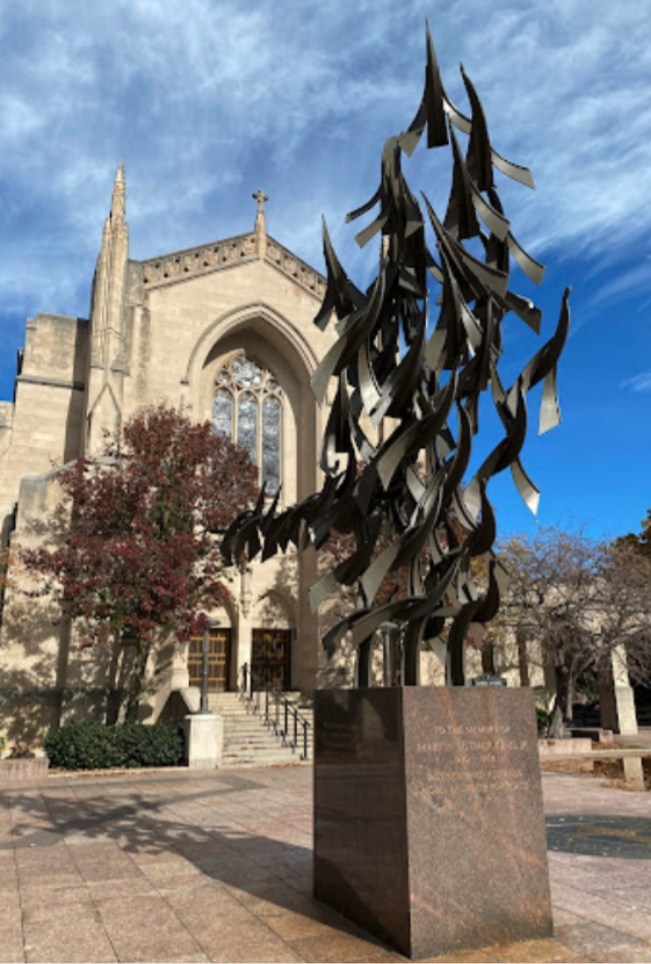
(239, 661, 312, 760)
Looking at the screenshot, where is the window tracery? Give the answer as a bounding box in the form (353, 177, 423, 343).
(212, 353, 282, 492)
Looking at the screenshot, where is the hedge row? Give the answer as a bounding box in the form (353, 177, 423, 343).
(44, 721, 184, 770)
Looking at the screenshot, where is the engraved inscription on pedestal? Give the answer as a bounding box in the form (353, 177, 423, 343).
(404, 689, 552, 958)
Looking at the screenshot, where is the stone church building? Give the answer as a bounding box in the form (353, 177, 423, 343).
(0, 167, 641, 747)
(0, 166, 338, 742)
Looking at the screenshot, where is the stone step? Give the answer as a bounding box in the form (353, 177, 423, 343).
(210, 707, 312, 719)
(224, 737, 312, 752)
(208, 690, 311, 704)
(220, 757, 310, 769)
(208, 703, 251, 711)
(223, 723, 283, 733)
(208, 706, 256, 717)
(223, 751, 302, 762)
(224, 741, 277, 748)
(203, 689, 314, 770)
(225, 742, 311, 762)
(222, 751, 311, 767)
(208, 699, 313, 721)
(223, 730, 311, 765)
(223, 719, 312, 731)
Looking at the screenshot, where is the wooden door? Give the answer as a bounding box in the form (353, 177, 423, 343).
(251, 628, 291, 691)
(188, 628, 231, 691)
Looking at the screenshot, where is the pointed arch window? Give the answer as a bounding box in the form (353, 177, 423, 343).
(212, 353, 282, 493)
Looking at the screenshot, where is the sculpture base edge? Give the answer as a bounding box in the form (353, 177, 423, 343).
(313, 686, 552, 959)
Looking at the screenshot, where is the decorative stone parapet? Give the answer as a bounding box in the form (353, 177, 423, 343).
(141, 233, 325, 299)
(142, 234, 257, 286)
(0, 757, 49, 784)
(265, 238, 326, 298)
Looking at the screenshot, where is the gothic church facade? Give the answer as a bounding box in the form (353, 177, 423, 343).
(0, 167, 337, 742)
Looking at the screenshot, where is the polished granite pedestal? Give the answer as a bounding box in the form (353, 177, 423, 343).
(314, 687, 552, 960)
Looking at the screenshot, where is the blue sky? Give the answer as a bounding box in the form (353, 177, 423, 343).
(0, 0, 649, 544)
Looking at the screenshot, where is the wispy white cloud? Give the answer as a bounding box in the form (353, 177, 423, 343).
(621, 371, 651, 393)
(2, 0, 651, 540)
(2, 0, 651, 327)
(583, 259, 651, 312)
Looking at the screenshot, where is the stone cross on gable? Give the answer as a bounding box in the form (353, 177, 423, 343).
(253, 189, 269, 214)
(253, 189, 269, 256)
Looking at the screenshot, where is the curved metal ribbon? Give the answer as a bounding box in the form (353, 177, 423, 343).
(220, 24, 570, 687)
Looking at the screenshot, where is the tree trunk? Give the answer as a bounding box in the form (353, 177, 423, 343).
(106, 633, 125, 725)
(566, 654, 578, 722)
(481, 644, 496, 675)
(547, 702, 565, 739)
(548, 658, 570, 739)
(124, 640, 151, 722)
(516, 627, 530, 687)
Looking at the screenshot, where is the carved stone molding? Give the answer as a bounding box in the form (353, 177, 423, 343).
(142, 234, 257, 285)
(141, 233, 325, 299)
(17, 375, 85, 392)
(265, 238, 325, 299)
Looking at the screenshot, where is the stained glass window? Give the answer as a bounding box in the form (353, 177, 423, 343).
(262, 396, 281, 491)
(237, 392, 257, 462)
(212, 390, 233, 438)
(212, 352, 283, 493)
(232, 355, 263, 390)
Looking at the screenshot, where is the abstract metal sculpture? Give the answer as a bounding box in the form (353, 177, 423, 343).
(222, 25, 569, 687)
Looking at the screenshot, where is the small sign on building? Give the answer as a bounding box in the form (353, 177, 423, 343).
(471, 674, 507, 688)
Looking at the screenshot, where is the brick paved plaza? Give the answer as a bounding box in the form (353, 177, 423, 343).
(1, 766, 650, 963)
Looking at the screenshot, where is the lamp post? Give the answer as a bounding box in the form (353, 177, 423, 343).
(380, 621, 399, 687)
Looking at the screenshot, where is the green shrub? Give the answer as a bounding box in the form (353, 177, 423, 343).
(536, 706, 550, 735)
(44, 721, 184, 770)
(44, 722, 121, 770)
(118, 721, 185, 768)
(0, 735, 5, 759)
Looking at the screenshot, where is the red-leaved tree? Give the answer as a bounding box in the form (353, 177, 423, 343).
(22, 405, 258, 719)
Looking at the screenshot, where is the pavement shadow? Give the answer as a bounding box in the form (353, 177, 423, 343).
(546, 813, 651, 859)
(0, 770, 385, 947)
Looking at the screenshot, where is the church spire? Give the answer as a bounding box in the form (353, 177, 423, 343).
(110, 162, 126, 220)
(252, 188, 268, 257)
(86, 163, 130, 454)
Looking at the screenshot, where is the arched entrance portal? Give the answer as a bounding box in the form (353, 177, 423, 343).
(250, 590, 295, 691)
(187, 627, 232, 691)
(251, 628, 291, 690)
